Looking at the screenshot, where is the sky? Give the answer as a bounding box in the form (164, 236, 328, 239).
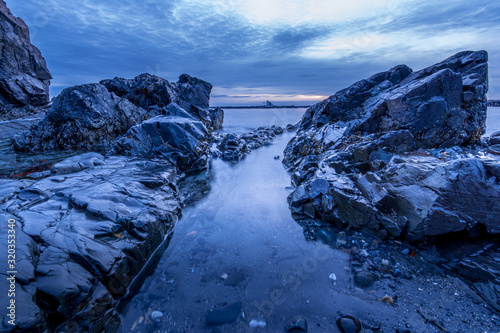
(7, 0, 500, 106)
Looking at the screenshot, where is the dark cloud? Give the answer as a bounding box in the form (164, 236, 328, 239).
(6, 0, 500, 103)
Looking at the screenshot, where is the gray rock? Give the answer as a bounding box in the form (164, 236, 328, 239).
(285, 316, 308, 332)
(283, 51, 499, 241)
(336, 315, 361, 333)
(101, 73, 216, 129)
(12, 83, 147, 151)
(215, 126, 284, 162)
(0, 154, 182, 331)
(0, 1, 51, 116)
(209, 107, 224, 130)
(354, 270, 379, 288)
(0, 117, 43, 140)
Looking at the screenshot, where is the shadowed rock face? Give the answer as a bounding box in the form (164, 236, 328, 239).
(0, 0, 51, 114)
(283, 51, 499, 241)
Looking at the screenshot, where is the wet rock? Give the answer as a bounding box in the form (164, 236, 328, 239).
(218, 134, 248, 161)
(205, 302, 242, 326)
(209, 107, 224, 130)
(215, 126, 284, 162)
(336, 315, 361, 333)
(151, 310, 164, 321)
(249, 319, 266, 328)
(283, 51, 500, 241)
(13, 74, 216, 152)
(285, 316, 308, 332)
(101, 73, 216, 129)
(0, 1, 52, 116)
(0, 116, 44, 140)
(50, 152, 105, 175)
(12, 83, 147, 151)
(111, 111, 210, 172)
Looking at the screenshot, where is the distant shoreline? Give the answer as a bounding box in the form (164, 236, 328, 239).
(211, 105, 310, 109)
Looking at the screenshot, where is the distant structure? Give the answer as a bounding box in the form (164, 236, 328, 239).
(265, 100, 274, 108)
(488, 100, 500, 107)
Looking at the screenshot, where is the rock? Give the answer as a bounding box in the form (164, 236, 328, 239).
(285, 316, 308, 332)
(283, 51, 500, 241)
(354, 270, 379, 288)
(215, 126, 284, 162)
(0, 1, 52, 116)
(0, 116, 44, 140)
(489, 131, 500, 145)
(12, 83, 147, 151)
(100, 73, 216, 127)
(218, 134, 248, 161)
(50, 152, 105, 175)
(151, 310, 164, 321)
(336, 315, 361, 333)
(0, 154, 182, 331)
(13, 73, 217, 152)
(111, 111, 210, 172)
(249, 319, 266, 328)
(209, 107, 224, 130)
(205, 302, 242, 326)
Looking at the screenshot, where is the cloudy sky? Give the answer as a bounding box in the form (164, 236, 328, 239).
(8, 0, 500, 105)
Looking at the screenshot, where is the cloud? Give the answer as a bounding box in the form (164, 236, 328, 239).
(6, 0, 500, 103)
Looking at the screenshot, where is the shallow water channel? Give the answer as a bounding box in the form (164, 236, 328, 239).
(119, 109, 353, 332)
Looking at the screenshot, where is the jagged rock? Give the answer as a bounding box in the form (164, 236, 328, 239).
(111, 108, 210, 172)
(12, 83, 150, 151)
(283, 51, 500, 241)
(13, 73, 217, 153)
(0, 155, 181, 331)
(0, 1, 51, 115)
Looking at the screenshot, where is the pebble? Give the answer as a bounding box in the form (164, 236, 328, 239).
(151, 310, 164, 321)
(249, 319, 266, 328)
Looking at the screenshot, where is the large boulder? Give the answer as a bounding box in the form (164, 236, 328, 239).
(0, 154, 181, 332)
(12, 74, 218, 157)
(12, 83, 151, 151)
(100, 73, 217, 129)
(0, 0, 51, 116)
(283, 51, 499, 241)
(111, 104, 210, 172)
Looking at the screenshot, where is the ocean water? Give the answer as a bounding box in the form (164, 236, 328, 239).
(219, 108, 306, 134)
(486, 107, 500, 136)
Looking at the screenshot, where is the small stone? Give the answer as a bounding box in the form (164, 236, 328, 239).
(151, 310, 164, 321)
(285, 316, 308, 332)
(329, 273, 337, 282)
